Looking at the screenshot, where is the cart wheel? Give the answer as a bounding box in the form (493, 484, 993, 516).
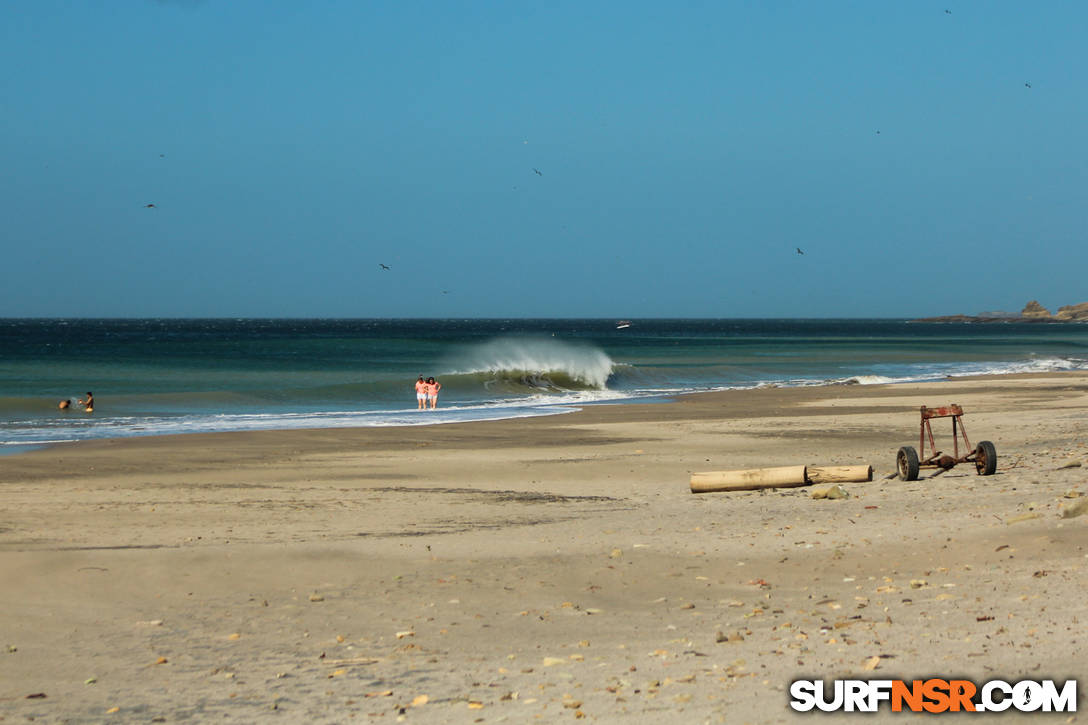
(975, 440, 997, 476)
(897, 446, 920, 481)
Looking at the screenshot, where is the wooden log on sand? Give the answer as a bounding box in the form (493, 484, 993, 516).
(690, 465, 808, 493)
(690, 463, 873, 493)
(806, 465, 873, 484)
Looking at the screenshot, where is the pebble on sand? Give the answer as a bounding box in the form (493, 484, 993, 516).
(1060, 498, 1088, 519)
(811, 484, 849, 500)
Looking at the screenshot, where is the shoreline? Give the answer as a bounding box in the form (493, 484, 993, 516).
(2, 372, 1086, 722)
(4, 370, 1086, 457)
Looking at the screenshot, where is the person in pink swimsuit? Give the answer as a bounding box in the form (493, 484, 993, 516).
(426, 377, 441, 409)
(415, 376, 427, 410)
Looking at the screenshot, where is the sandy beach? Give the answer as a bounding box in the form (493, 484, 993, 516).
(2, 374, 1086, 723)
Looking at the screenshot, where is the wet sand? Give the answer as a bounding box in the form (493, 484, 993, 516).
(2, 374, 1086, 723)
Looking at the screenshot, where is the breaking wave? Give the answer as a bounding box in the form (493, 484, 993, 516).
(441, 337, 615, 392)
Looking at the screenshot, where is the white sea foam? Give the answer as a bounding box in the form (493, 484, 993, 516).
(848, 375, 900, 385)
(0, 404, 583, 446)
(942, 356, 1088, 377)
(767, 356, 1088, 389)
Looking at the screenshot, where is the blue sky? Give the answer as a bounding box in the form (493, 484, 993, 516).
(2, 1, 1085, 318)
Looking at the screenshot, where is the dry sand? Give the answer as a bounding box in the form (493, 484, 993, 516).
(1, 374, 1086, 723)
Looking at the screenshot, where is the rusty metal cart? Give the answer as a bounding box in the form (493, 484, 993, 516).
(896, 404, 997, 481)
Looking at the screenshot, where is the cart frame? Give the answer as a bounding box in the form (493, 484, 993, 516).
(896, 404, 997, 481)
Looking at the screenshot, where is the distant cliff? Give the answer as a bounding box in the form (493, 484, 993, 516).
(914, 300, 1088, 323)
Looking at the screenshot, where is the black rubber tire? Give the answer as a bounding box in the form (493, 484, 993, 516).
(975, 440, 997, 476)
(897, 446, 920, 481)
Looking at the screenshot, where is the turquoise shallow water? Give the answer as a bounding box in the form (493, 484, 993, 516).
(2, 318, 1087, 449)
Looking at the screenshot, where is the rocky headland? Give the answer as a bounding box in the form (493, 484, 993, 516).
(914, 300, 1088, 323)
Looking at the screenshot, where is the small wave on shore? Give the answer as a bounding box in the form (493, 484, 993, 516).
(0, 403, 587, 451)
(943, 355, 1088, 377)
(440, 337, 616, 392)
(776, 355, 1088, 389)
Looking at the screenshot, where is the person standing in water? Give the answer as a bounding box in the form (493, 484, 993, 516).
(426, 377, 441, 409)
(78, 392, 94, 413)
(415, 376, 428, 410)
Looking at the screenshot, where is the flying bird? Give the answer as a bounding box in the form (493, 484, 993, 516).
(1024, 82, 1032, 89)
(944, 9, 951, 14)
(144, 203, 156, 209)
(796, 247, 805, 255)
(532, 168, 542, 176)
(379, 263, 390, 270)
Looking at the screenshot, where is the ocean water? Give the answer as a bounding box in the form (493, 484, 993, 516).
(2, 318, 1087, 451)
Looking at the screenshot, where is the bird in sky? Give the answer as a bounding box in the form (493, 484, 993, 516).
(1024, 82, 1032, 89)
(144, 203, 156, 209)
(944, 9, 951, 14)
(533, 168, 542, 176)
(796, 247, 805, 255)
(379, 263, 390, 270)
